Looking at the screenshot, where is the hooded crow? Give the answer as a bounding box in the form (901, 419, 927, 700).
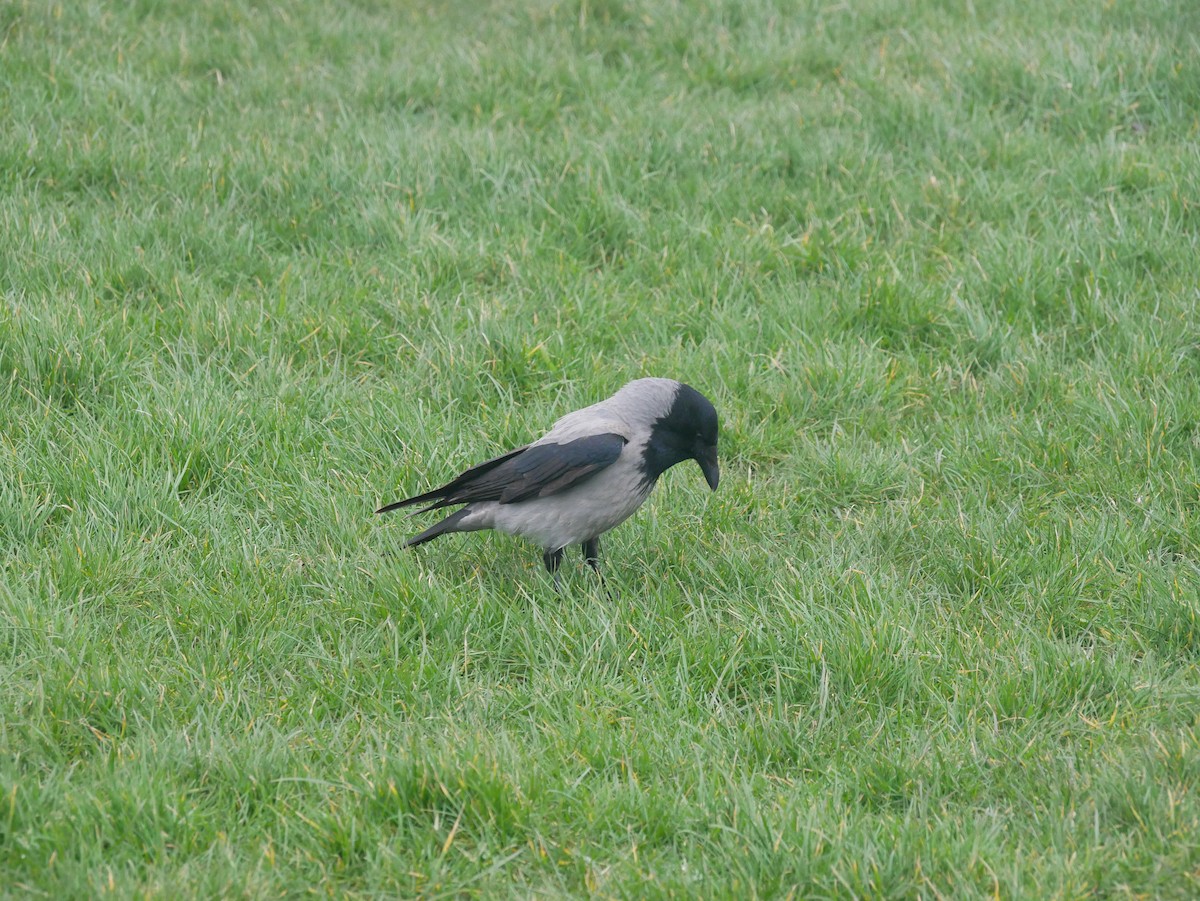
(377, 378, 720, 582)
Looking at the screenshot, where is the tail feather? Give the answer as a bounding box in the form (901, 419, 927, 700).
(402, 508, 472, 548)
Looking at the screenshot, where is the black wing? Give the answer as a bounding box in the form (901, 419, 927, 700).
(376, 433, 627, 515)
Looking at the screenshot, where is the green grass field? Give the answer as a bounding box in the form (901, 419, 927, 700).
(3, 0, 1200, 896)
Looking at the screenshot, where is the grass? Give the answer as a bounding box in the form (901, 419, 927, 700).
(3, 0, 1200, 895)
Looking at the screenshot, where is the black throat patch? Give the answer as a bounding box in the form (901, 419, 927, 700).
(638, 383, 718, 485)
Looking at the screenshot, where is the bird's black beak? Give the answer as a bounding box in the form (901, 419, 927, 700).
(696, 445, 720, 491)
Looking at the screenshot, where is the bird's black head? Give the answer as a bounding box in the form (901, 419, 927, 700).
(641, 383, 720, 490)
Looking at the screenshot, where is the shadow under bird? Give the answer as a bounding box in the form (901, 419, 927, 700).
(376, 378, 720, 583)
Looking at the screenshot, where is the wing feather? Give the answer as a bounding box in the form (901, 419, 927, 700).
(375, 445, 529, 514)
(377, 433, 627, 515)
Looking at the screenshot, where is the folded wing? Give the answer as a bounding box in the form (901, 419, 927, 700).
(377, 433, 627, 515)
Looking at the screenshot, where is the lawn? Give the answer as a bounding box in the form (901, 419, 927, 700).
(3, 0, 1200, 896)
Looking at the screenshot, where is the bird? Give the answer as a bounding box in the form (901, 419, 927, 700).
(376, 378, 720, 583)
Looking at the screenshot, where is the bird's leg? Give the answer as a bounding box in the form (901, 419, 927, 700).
(581, 537, 616, 599)
(543, 547, 564, 591)
(581, 538, 601, 576)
